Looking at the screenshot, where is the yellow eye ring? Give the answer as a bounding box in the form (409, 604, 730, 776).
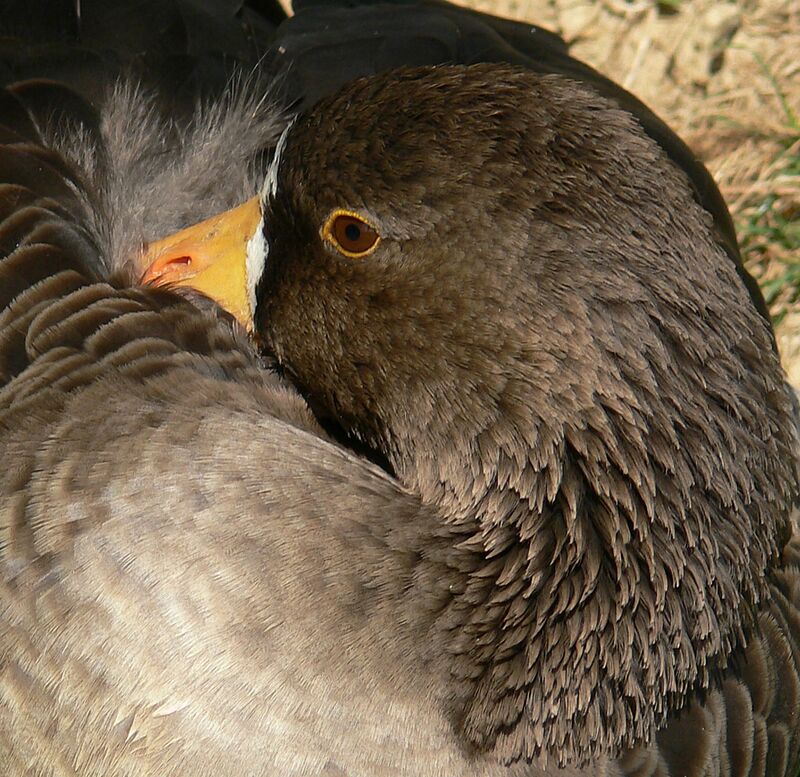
(321, 209, 381, 259)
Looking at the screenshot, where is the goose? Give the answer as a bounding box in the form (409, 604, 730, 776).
(138, 60, 800, 774)
(2, 1, 799, 775)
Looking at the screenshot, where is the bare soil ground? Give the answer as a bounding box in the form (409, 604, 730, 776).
(460, 0, 800, 385)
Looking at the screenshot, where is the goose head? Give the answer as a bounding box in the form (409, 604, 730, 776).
(139, 63, 798, 762)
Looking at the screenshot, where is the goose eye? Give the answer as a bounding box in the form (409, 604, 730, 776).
(322, 210, 381, 258)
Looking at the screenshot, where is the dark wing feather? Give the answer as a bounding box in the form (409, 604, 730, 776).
(1, 0, 285, 118)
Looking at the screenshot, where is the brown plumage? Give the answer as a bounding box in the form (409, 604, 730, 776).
(1, 11, 799, 777)
(255, 64, 800, 768)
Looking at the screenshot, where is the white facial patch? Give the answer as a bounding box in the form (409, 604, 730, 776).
(245, 216, 268, 320)
(248, 119, 295, 320)
(261, 119, 294, 202)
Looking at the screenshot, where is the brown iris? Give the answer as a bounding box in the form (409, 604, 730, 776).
(322, 209, 381, 258)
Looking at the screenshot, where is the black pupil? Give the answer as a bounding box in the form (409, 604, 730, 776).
(344, 222, 362, 242)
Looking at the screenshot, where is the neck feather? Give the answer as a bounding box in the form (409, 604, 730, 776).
(389, 346, 796, 764)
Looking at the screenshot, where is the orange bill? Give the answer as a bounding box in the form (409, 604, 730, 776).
(139, 196, 261, 330)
